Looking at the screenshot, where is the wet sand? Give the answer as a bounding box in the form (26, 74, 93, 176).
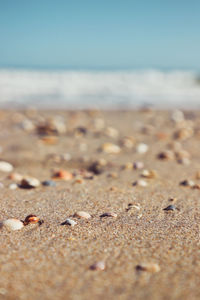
(0, 109, 200, 300)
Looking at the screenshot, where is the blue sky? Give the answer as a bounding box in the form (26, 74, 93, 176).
(0, 0, 200, 70)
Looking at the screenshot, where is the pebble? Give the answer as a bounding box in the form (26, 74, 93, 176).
(52, 170, 73, 180)
(136, 263, 160, 273)
(74, 211, 91, 219)
(163, 205, 176, 211)
(90, 261, 105, 271)
(133, 180, 148, 187)
(121, 162, 133, 170)
(100, 212, 117, 218)
(42, 180, 56, 187)
(20, 176, 40, 188)
(136, 143, 149, 154)
(0, 161, 13, 172)
(61, 218, 77, 227)
(101, 143, 121, 154)
(2, 219, 24, 231)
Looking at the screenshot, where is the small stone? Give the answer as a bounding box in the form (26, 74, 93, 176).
(23, 214, 40, 225)
(2, 219, 24, 231)
(136, 143, 149, 154)
(180, 179, 195, 187)
(196, 171, 200, 179)
(9, 183, 18, 190)
(101, 143, 121, 154)
(0, 161, 13, 172)
(100, 212, 117, 218)
(20, 176, 40, 188)
(133, 161, 144, 170)
(74, 211, 91, 219)
(61, 218, 77, 227)
(90, 261, 105, 271)
(52, 170, 73, 180)
(163, 205, 176, 211)
(42, 180, 56, 187)
(136, 263, 160, 273)
(133, 180, 148, 187)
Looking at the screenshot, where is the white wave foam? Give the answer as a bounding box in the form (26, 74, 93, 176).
(0, 69, 200, 109)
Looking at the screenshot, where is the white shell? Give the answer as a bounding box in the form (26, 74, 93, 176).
(0, 161, 13, 172)
(133, 180, 148, 187)
(21, 176, 40, 188)
(74, 211, 91, 219)
(137, 143, 149, 154)
(9, 183, 18, 190)
(3, 219, 24, 231)
(64, 218, 77, 227)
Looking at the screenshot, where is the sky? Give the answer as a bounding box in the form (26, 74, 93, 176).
(0, 0, 200, 70)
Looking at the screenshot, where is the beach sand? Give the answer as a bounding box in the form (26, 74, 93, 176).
(0, 109, 200, 300)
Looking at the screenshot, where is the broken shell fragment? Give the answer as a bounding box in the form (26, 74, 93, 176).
(136, 263, 160, 273)
(20, 176, 40, 188)
(52, 170, 73, 180)
(90, 261, 105, 271)
(61, 218, 77, 227)
(133, 180, 148, 187)
(100, 212, 117, 218)
(163, 205, 176, 211)
(180, 179, 195, 187)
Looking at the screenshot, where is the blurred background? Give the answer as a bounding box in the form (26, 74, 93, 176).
(0, 0, 200, 109)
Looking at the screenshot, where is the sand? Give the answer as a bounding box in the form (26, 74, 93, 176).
(0, 109, 200, 300)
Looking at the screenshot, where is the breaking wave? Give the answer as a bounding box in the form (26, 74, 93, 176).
(0, 69, 200, 109)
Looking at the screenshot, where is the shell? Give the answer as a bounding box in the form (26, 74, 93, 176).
(61, 218, 77, 227)
(136, 143, 149, 154)
(90, 261, 105, 271)
(0, 161, 13, 172)
(100, 212, 117, 218)
(20, 176, 40, 188)
(136, 263, 160, 273)
(74, 211, 91, 219)
(24, 214, 39, 225)
(101, 143, 121, 154)
(3, 219, 24, 231)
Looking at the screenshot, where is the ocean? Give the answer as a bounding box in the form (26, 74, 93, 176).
(0, 69, 200, 109)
